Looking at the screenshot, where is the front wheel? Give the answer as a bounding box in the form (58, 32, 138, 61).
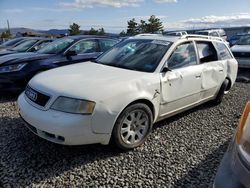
(112, 103, 153, 150)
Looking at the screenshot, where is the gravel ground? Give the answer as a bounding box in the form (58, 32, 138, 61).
(0, 82, 249, 188)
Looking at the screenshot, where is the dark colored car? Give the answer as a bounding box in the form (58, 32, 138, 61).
(0, 37, 30, 50)
(0, 37, 53, 57)
(0, 35, 119, 92)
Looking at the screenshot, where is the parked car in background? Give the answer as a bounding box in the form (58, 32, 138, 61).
(0, 37, 53, 57)
(0, 37, 29, 50)
(195, 29, 227, 41)
(18, 35, 237, 150)
(231, 34, 250, 68)
(0, 35, 119, 92)
(214, 102, 250, 188)
(163, 31, 187, 36)
(228, 33, 247, 47)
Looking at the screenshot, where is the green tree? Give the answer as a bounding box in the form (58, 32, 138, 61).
(146, 15, 164, 33)
(0, 30, 11, 39)
(126, 18, 138, 36)
(88, 28, 99, 35)
(68, 23, 81, 35)
(98, 28, 105, 35)
(119, 30, 126, 37)
(138, 20, 147, 33)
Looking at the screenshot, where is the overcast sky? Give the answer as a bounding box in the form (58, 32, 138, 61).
(0, 0, 250, 33)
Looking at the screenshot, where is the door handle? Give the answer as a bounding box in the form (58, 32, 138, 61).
(219, 69, 224, 72)
(195, 74, 201, 78)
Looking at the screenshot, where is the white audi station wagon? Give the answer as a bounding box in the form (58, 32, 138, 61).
(18, 35, 238, 150)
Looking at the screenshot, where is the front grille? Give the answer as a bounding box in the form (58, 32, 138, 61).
(233, 52, 250, 58)
(25, 85, 50, 107)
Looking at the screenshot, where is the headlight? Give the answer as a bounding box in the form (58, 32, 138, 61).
(0, 63, 27, 73)
(51, 96, 95, 114)
(236, 102, 250, 163)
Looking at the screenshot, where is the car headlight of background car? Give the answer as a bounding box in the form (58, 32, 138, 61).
(236, 102, 250, 164)
(51, 96, 96, 114)
(0, 63, 27, 73)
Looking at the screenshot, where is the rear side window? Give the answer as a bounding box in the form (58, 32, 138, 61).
(196, 42, 218, 63)
(214, 42, 233, 60)
(99, 39, 118, 52)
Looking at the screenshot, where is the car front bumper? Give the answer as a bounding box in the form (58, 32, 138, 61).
(236, 58, 250, 68)
(18, 93, 110, 145)
(214, 141, 250, 188)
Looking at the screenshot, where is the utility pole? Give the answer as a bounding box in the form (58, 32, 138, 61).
(7, 20, 10, 32)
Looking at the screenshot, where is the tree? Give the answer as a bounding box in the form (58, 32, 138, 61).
(88, 28, 99, 35)
(146, 15, 164, 33)
(98, 28, 105, 35)
(119, 30, 126, 37)
(0, 30, 11, 39)
(126, 18, 138, 36)
(68, 23, 81, 35)
(138, 20, 147, 33)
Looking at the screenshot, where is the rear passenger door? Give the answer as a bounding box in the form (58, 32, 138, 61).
(195, 41, 226, 100)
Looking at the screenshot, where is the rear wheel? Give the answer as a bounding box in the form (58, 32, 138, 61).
(112, 103, 153, 150)
(213, 79, 229, 104)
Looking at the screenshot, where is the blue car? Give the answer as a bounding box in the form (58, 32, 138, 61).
(0, 35, 119, 92)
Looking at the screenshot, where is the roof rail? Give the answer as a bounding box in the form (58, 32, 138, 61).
(181, 34, 224, 42)
(136, 33, 162, 37)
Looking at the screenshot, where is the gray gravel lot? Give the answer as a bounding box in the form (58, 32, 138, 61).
(0, 82, 249, 188)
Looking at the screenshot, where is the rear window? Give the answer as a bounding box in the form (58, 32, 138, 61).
(196, 42, 218, 63)
(214, 42, 233, 60)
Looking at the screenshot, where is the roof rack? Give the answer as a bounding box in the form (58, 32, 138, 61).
(181, 34, 224, 42)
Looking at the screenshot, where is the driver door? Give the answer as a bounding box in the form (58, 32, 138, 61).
(159, 41, 203, 117)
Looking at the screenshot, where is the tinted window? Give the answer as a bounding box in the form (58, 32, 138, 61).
(196, 42, 218, 63)
(29, 40, 52, 52)
(237, 35, 250, 45)
(1, 38, 24, 46)
(96, 39, 172, 72)
(38, 38, 74, 54)
(167, 42, 197, 69)
(214, 42, 233, 60)
(69, 40, 98, 54)
(99, 39, 118, 52)
(209, 32, 219, 37)
(12, 39, 38, 52)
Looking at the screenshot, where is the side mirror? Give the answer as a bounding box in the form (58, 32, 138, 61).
(161, 64, 171, 73)
(65, 50, 77, 57)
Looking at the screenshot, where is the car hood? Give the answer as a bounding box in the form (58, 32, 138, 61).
(0, 52, 52, 66)
(231, 45, 250, 53)
(30, 62, 153, 101)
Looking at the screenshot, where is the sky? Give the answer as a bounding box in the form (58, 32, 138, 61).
(0, 0, 250, 33)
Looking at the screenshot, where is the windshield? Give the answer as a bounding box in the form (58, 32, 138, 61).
(12, 39, 38, 52)
(1, 38, 24, 47)
(95, 39, 172, 72)
(237, 35, 250, 45)
(38, 38, 74, 54)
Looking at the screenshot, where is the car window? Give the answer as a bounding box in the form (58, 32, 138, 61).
(1, 38, 24, 46)
(167, 42, 197, 69)
(38, 38, 74, 54)
(209, 32, 219, 37)
(12, 39, 38, 52)
(196, 42, 218, 63)
(99, 39, 118, 52)
(30, 40, 52, 52)
(69, 40, 98, 54)
(214, 42, 233, 60)
(96, 39, 172, 72)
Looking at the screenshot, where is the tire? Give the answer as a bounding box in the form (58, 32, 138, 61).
(112, 103, 153, 150)
(213, 79, 229, 104)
